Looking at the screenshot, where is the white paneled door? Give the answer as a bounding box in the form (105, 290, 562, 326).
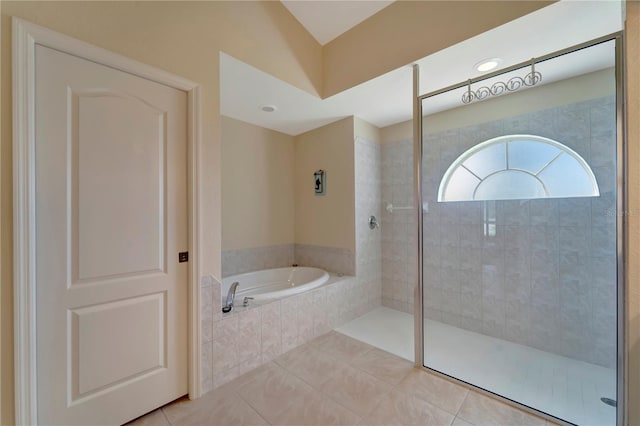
(35, 45, 188, 425)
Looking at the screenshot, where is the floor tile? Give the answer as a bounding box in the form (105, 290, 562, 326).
(350, 347, 414, 385)
(311, 331, 374, 362)
(275, 343, 345, 387)
(396, 369, 469, 415)
(457, 391, 546, 426)
(125, 408, 169, 426)
(273, 388, 361, 426)
(160, 396, 193, 425)
(238, 363, 317, 423)
(162, 391, 267, 426)
(452, 417, 475, 426)
(222, 360, 280, 392)
(359, 388, 455, 426)
(339, 307, 616, 425)
(320, 362, 393, 418)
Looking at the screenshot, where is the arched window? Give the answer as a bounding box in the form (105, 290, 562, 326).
(437, 134, 599, 202)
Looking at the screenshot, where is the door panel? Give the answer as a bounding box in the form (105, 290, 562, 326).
(71, 292, 166, 398)
(35, 44, 187, 425)
(74, 91, 166, 282)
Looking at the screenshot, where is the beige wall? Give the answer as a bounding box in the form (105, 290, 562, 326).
(354, 116, 381, 143)
(322, 1, 554, 97)
(221, 116, 295, 250)
(2, 1, 628, 424)
(626, 2, 639, 424)
(294, 117, 356, 251)
(381, 68, 616, 143)
(0, 2, 322, 424)
(222, 115, 378, 255)
(380, 120, 413, 145)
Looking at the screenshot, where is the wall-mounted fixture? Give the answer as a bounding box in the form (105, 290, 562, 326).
(314, 169, 326, 195)
(462, 58, 541, 104)
(438, 134, 600, 202)
(386, 203, 412, 213)
(368, 215, 379, 230)
(386, 202, 429, 213)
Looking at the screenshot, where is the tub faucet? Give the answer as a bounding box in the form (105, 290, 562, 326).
(222, 282, 239, 313)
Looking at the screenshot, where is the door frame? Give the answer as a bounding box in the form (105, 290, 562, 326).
(413, 32, 625, 426)
(12, 17, 203, 425)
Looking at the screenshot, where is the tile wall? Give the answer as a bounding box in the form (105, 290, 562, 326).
(200, 275, 367, 393)
(222, 244, 295, 277)
(381, 96, 617, 367)
(381, 139, 417, 314)
(355, 136, 383, 311)
(294, 244, 355, 276)
(420, 96, 617, 367)
(221, 244, 356, 278)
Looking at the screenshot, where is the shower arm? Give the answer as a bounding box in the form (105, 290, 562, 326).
(386, 203, 413, 213)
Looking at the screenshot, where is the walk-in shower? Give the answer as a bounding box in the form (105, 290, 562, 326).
(415, 36, 624, 425)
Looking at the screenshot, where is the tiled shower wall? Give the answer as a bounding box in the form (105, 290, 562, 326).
(381, 96, 616, 367)
(420, 96, 617, 368)
(381, 139, 417, 314)
(355, 136, 383, 310)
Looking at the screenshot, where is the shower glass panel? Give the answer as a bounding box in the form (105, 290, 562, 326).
(420, 39, 619, 425)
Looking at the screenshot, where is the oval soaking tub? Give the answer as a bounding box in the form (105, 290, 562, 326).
(221, 267, 330, 303)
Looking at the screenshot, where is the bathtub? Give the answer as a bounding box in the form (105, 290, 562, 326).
(221, 267, 330, 303)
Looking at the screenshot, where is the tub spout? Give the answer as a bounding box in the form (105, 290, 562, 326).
(222, 281, 239, 313)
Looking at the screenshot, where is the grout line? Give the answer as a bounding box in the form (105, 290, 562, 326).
(456, 389, 471, 417)
(453, 414, 475, 426)
(159, 407, 171, 426)
(250, 404, 272, 426)
(317, 368, 394, 421)
(234, 366, 302, 425)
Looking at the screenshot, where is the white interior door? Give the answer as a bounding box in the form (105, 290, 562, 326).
(35, 44, 188, 425)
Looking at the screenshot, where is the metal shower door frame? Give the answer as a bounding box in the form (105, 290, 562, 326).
(412, 32, 626, 426)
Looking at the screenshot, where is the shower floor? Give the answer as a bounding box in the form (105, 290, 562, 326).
(335, 306, 616, 426)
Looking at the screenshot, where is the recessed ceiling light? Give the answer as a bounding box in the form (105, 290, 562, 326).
(474, 58, 502, 73)
(261, 105, 277, 112)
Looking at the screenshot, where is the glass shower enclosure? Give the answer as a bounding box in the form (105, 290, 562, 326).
(416, 36, 623, 425)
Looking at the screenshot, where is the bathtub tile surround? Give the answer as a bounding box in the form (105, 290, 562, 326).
(260, 302, 283, 362)
(201, 275, 364, 393)
(221, 243, 356, 277)
(419, 95, 617, 368)
(355, 136, 383, 311)
(294, 244, 355, 276)
(221, 244, 294, 277)
(200, 275, 222, 392)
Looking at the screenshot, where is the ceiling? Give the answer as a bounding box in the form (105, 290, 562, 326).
(220, 0, 623, 136)
(281, 1, 394, 46)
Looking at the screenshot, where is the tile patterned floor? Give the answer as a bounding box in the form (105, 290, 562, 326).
(336, 307, 616, 425)
(127, 331, 554, 426)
